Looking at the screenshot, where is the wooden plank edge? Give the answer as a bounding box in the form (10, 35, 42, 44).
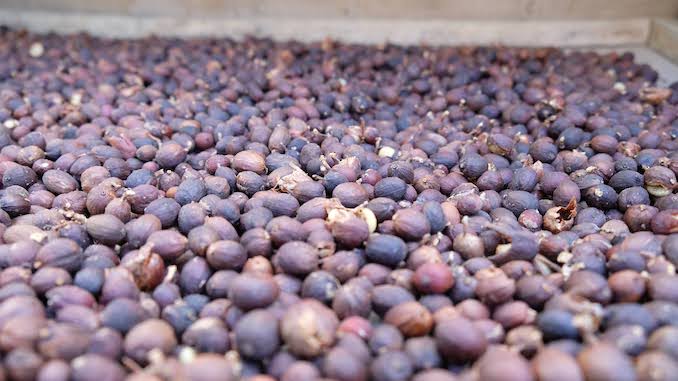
(0, 10, 651, 47)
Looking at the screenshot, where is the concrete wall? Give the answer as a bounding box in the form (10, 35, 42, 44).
(3, 0, 678, 19)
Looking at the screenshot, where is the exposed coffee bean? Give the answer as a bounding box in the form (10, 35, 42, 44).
(645, 166, 677, 197)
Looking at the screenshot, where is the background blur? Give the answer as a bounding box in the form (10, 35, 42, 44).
(0, 0, 678, 20)
(1, 0, 677, 59)
(3, 0, 677, 20)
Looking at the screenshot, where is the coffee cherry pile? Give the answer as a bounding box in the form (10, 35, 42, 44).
(0, 27, 676, 380)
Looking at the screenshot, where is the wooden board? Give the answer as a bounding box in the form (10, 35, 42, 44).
(3, 0, 678, 20)
(0, 9, 651, 46)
